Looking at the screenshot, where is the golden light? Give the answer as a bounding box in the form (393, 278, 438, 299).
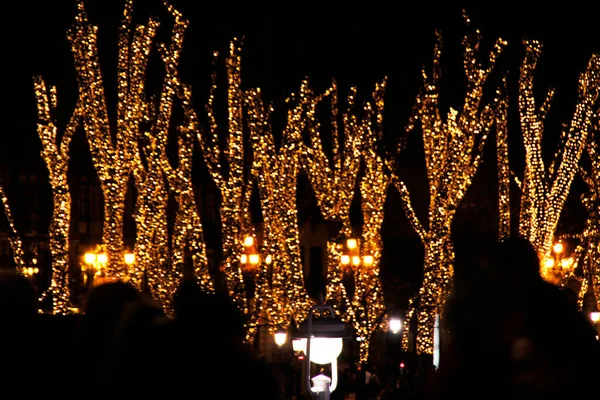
(84, 253, 96, 265)
(591, 311, 600, 323)
(543, 258, 555, 269)
(34, 268, 39, 274)
(32, 258, 38, 265)
(124, 253, 135, 265)
(346, 239, 358, 250)
(274, 331, 287, 347)
(97, 253, 108, 265)
(265, 255, 272, 265)
(249, 254, 260, 265)
(244, 236, 254, 247)
(27, 267, 34, 276)
(553, 242, 564, 255)
(240, 254, 248, 264)
(340, 255, 350, 266)
(363, 255, 374, 266)
(352, 256, 361, 267)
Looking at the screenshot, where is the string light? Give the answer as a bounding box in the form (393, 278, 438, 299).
(496, 79, 511, 240)
(128, 5, 189, 310)
(351, 80, 389, 363)
(162, 96, 214, 295)
(33, 77, 80, 314)
(245, 84, 312, 336)
(68, 0, 157, 278)
(574, 116, 600, 306)
(180, 39, 250, 318)
(303, 81, 361, 325)
(0, 185, 26, 272)
(516, 41, 599, 264)
(397, 14, 506, 354)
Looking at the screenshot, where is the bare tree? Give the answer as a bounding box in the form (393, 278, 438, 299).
(33, 77, 81, 314)
(303, 82, 362, 324)
(352, 80, 389, 363)
(396, 17, 506, 354)
(516, 41, 599, 258)
(163, 83, 213, 295)
(0, 186, 26, 271)
(245, 83, 312, 336)
(68, 0, 162, 276)
(180, 40, 252, 315)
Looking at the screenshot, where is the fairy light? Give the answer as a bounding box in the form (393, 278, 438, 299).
(302, 81, 361, 325)
(574, 118, 600, 306)
(68, 0, 161, 278)
(517, 41, 599, 262)
(496, 78, 511, 239)
(127, 6, 190, 310)
(0, 185, 26, 272)
(163, 114, 213, 296)
(180, 39, 250, 317)
(33, 77, 80, 314)
(397, 14, 506, 354)
(352, 80, 389, 363)
(245, 84, 312, 337)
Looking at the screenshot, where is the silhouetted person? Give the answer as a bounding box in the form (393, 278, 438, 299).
(76, 281, 141, 393)
(156, 277, 282, 399)
(430, 237, 600, 399)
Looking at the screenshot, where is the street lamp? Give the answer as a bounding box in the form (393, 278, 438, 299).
(274, 328, 287, 347)
(389, 318, 402, 334)
(292, 303, 352, 399)
(124, 252, 135, 266)
(340, 238, 373, 273)
(241, 235, 261, 272)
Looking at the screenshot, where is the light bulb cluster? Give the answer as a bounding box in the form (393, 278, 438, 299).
(516, 41, 599, 263)
(399, 15, 506, 354)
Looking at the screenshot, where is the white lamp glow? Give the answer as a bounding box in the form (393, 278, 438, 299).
(274, 331, 287, 347)
(389, 318, 402, 334)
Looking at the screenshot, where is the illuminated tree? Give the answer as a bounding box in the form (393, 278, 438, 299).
(397, 18, 506, 354)
(516, 41, 599, 259)
(245, 83, 312, 335)
(0, 185, 26, 271)
(33, 77, 81, 314)
(574, 122, 600, 305)
(163, 85, 213, 295)
(68, 0, 165, 277)
(128, 7, 188, 307)
(180, 40, 251, 315)
(352, 80, 389, 362)
(303, 81, 362, 323)
(495, 79, 511, 240)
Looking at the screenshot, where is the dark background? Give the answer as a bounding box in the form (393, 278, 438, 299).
(0, 1, 598, 301)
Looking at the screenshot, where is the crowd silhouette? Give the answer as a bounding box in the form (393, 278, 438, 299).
(0, 236, 599, 399)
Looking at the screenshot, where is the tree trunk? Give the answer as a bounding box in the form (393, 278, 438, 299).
(49, 187, 71, 314)
(416, 230, 454, 354)
(102, 180, 127, 277)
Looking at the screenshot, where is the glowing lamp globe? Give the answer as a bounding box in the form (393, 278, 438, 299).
(274, 330, 287, 347)
(84, 253, 96, 265)
(389, 318, 402, 334)
(308, 337, 343, 365)
(591, 311, 600, 323)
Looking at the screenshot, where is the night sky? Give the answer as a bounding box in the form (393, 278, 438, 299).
(1, 1, 598, 295)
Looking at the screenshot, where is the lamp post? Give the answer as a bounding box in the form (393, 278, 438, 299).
(340, 238, 373, 273)
(82, 248, 108, 288)
(389, 318, 402, 335)
(292, 303, 352, 399)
